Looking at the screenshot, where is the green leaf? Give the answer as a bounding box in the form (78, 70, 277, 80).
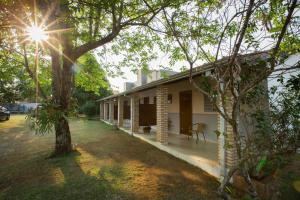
(256, 155, 267, 173)
(214, 130, 221, 137)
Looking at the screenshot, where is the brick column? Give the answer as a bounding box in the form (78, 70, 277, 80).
(217, 90, 237, 176)
(224, 99, 237, 168)
(131, 94, 139, 133)
(103, 102, 107, 120)
(118, 97, 124, 127)
(100, 102, 104, 120)
(217, 99, 226, 179)
(156, 85, 168, 144)
(109, 100, 114, 124)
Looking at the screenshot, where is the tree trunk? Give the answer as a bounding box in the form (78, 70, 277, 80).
(50, 44, 74, 155)
(52, 58, 74, 155)
(54, 116, 72, 154)
(46, 1, 74, 155)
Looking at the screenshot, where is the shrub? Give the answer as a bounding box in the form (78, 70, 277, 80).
(81, 101, 97, 117)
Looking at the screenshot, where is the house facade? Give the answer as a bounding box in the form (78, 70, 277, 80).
(97, 53, 268, 179)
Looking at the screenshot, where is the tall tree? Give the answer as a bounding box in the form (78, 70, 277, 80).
(0, 0, 182, 155)
(154, 0, 299, 199)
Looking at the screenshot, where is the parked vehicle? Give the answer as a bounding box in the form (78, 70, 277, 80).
(0, 106, 10, 121)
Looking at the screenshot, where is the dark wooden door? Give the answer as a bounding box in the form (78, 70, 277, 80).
(180, 90, 192, 135)
(114, 104, 118, 120)
(123, 101, 130, 119)
(106, 103, 109, 119)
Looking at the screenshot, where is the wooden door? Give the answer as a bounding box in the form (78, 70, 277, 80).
(180, 90, 192, 135)
(123, 100, 130, 119)
(114, 104, 118, 120)
(106, 103, 109, 119)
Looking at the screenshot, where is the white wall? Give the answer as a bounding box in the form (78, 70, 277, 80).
(136, 79, 218, 142)
(167, 79, 218, 142)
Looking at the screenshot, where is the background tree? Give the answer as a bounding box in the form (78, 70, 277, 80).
(0, 52, 35, 103)
(73, 53, 112, 117)
(0, 0, 183, 155)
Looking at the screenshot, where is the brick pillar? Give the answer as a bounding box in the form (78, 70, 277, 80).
(103, 102, 107, 120)
(217, 98, 226, 179)
(100, 102, 104, 120)
(156, 85, 168, 144)
(217, 91, 237, 175)
(109, 100, 114, 124)
(131, 94, 139, 133)
(224, 99, 237, 168)
(118, 97, 124, 127)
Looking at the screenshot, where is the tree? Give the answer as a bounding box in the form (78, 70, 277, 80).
(73, 53, 112, 117)
(75, 53, 111, 95)
(269, 73, 300, 153)
(0, 0, 182, 155)
(155, 0, 299, 199)
(0, 44, 37, 103)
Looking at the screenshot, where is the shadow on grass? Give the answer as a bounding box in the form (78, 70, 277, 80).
(0, 117, 220, 200)
(1, 150, 137, 200)
(78, 133, 220, 200)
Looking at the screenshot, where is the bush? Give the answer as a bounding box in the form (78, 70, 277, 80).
(80, 101, 97, 117)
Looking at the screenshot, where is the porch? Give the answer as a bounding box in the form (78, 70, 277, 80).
(114, 125, 220, 178)
(98, 77, 234, 179)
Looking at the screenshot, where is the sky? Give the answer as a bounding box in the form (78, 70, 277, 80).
(100, 54, 184, 92)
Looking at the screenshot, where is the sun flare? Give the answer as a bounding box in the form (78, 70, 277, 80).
(26, 25, 48, 42)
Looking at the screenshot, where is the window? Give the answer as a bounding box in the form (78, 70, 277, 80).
(204, 95, 216, 112)
(144, 97, 149, 104)
(168, 94, 172, 104)
(153, 96, 157, 104)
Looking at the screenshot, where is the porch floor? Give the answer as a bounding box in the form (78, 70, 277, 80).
(119, 126, 221, 178)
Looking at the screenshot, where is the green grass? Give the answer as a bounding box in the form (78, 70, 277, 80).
(0, 115, 219, 200)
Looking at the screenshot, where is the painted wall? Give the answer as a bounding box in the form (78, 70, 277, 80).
(136, 79, 218, 142)
(137, 88, 156, 104)
(239, 79, 270, 137)
(167, 79, 218, 142)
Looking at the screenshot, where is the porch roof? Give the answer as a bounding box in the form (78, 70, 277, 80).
(97, 51, 269, 102)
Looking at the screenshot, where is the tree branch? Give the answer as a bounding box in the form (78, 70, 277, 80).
(22, 44, 47, 99)
(73, 3, 121, 59)
(240, 0, 298, 97)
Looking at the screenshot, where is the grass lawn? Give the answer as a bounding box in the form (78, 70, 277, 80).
(0, 115, 220, 200)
